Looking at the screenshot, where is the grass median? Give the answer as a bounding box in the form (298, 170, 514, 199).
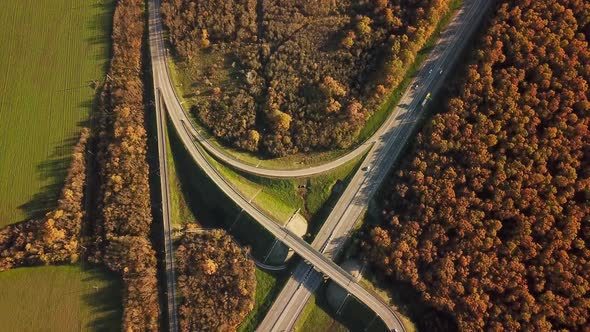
(205, 150, 366, 228)
(237, 268, 289, 332)
(164, 116, 292, 331)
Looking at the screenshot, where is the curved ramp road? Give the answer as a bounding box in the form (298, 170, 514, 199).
(257, 0, 493, 330)
(149, 0, 455, 179)
(148, 0, 402, 330)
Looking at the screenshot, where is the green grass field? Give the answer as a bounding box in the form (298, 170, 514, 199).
(295, 281, 391, 332)
(165, 119, 199, 227)
(0, 0, 114, 227)
(0, 265, 122, 331)
(238, 269, 287, 332)
(295, 292, 348, 332)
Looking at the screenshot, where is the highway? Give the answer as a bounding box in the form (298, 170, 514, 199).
(153, 83, 179, 328)
(147, 0, 403, 330)
(257, 0, 493, 330)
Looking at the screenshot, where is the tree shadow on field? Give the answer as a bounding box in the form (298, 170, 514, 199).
(17, 137, 78, 223)
(84, 0, 115, 72)
(77, 100, 97, 128)
(80, 265, 123, 332)
(16, 0, 115, 224)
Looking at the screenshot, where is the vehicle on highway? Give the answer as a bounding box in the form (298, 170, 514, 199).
(411, 83, 419, 90)
(439, 69, 443, 74)
(421, 92, 432, 107)
(362, 166, 371, 171)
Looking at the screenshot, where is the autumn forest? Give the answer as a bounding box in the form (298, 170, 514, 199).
(161, 0, 453, 156)
(363, 0, 590, 330)
(176, 228, 256, 332)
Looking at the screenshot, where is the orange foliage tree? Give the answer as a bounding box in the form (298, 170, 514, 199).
(175, 227, 256, 332)
(161, 0, 452, 156)
(0, 129, 90, 270)
(363, 0, 590, 330)
(90, 0, 160, 330)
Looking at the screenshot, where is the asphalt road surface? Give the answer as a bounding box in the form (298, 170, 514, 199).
(257, 0, 493, 330)
(153, 72, 179, 330)
(148, 0, 403, 330)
